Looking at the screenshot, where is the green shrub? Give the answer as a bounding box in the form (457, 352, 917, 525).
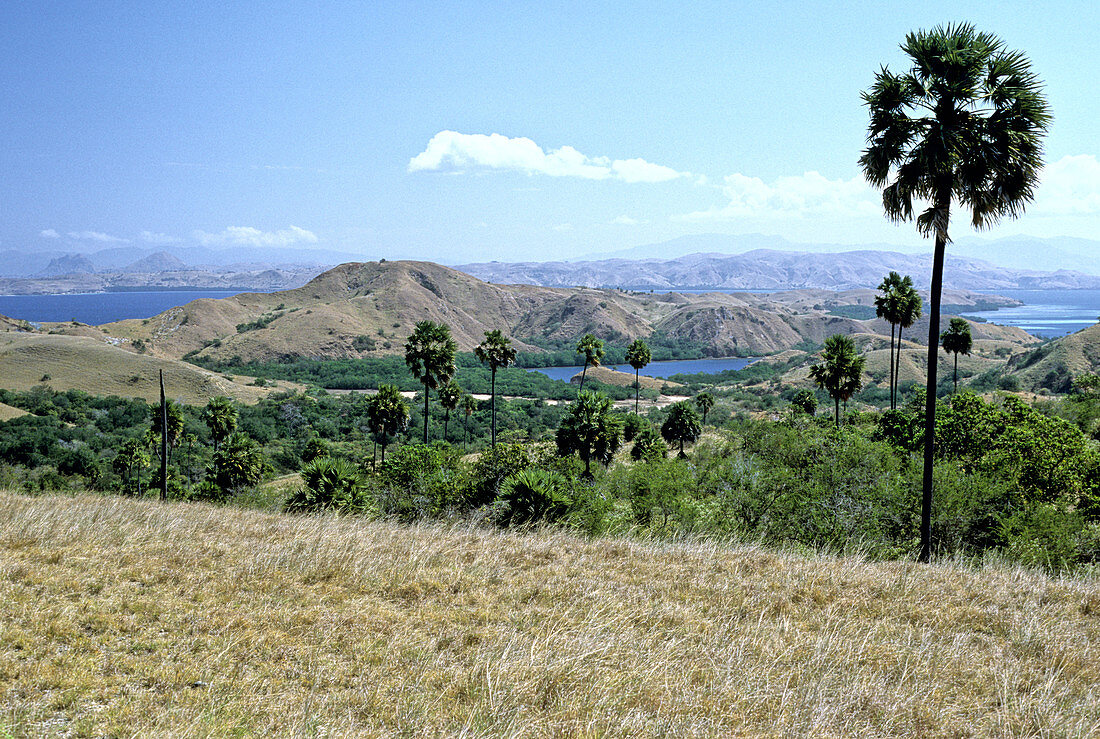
(495, 468, 571, 525)
(286, 457, 368, 514)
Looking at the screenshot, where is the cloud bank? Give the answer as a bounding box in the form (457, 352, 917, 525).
(193, 226, 318, 248)
(679, 171, 879, 222)
(409, 131, 689, 183)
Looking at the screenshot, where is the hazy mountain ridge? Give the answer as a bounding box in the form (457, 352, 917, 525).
(460, 248, 1100, 291)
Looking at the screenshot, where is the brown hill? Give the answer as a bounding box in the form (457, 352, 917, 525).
(570, 366, 682, 391)
(44, 261, 1036, 367)
(1006, 322, 1100, 392)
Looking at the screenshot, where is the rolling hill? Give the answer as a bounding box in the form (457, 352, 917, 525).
(79, 260, 1035, 364)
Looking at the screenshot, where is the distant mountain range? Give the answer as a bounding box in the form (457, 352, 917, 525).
(459, 248, 1100, 291)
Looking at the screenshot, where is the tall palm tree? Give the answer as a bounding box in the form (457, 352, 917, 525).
(893, 279, 922, 407)
(808, 334, 866, 429)
(941, 317, 973, 393)
(438, 379, 461, 443)
(861, 23, 1049, 563)
(474, 330, 516, 448)
(404, 320, 457, 443)
(625, 338, 651, 414)
(575, 334, 604, 391)
(874, 272, 903, 408)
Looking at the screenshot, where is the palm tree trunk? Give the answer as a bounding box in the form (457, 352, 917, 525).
(834, 397, 840, 429)
(920, 228, 948, 564)
(381, 440, 387, 463)
(490, 368, 497, 448)
(580, 361, 589, 391)
(953, 352, 958, 393)
(889, 324, 896, 409)
(423, 383, 430, 444)
(159, 369, 168, 502)
(444, 409, 450, 443)
(894, 325, 904, 408)
(635, 369, 640, 414)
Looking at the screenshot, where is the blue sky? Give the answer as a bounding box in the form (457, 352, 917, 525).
(2, 1, 1098, 264)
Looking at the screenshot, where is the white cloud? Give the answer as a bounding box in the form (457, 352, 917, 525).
(409, 131, 690, 183)
(552, 223, 574, 232)
(610, 215, 641, 226)
(1031, 155, 1100, 215)
(67, 230, 129, 243)
(140, 231, 183, 245)
(193, 225, 319, 248)
(678, 171, 880, 222)
(40, 229, 60, 238)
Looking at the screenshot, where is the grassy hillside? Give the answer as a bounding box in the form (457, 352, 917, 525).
(74, 261, 1036, 366)
(1, 492, 1097, 736)
(0, 332, 294, 405)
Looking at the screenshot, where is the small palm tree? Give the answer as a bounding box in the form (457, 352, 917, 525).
(202, 396, 238, 451)
(941, 317, 973, 393)
(661, 401, 702, 458)
(575, 334, 604, 391)
(694, 392, 715, 426)
(474, 330, 517, 448)
(556, 390, 623, 478)
(808, 334, 866, 429)
(366, 384, 410, 464)
(625, 338, 651, 413)
(404, 320, 457, 443)
(437, 379, 462, 443)
(893, 279, 922, 406)
(861, 23, 1049, 562)
(874, 272, 904, 408)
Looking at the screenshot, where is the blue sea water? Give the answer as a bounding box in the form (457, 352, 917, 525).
(968, 289, 1100, 338)
(528, 356, 755, 382)
(0, 290, 251, 325)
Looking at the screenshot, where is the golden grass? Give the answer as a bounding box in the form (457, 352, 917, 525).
(1, 492, 1098, 737)
(0, 332, 294, 405)
(0, 402, 28, 422)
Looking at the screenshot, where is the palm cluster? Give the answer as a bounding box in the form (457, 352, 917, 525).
(874, 272, 922, 409)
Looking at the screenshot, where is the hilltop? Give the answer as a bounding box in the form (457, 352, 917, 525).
(1, 491, 1096, 736)
(72, 260, 1034, 364)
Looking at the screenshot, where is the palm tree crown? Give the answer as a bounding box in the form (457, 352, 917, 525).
(808, 334, 866, 428)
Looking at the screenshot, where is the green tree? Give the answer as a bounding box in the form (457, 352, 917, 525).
(860, 23, 1049, 562)
(202, 396, 238, 451)
(941, 317, 973, 393)
(474, 330, 517, 447)
(808, 334, 866, 429)
(209, 432, 267, 497)
(404, 320, 457, 443)
(661, 401, 702, 458)
(286, 456, 366, 514)
(112, 437, 149, 496)
(366, 384, 410, 464)
(575, 334, 604, 391)
(694, 391, 715, 426)
(437, 379, 462, 443)
(791, 389, 817, 415)
(625, 338, 651, 414)
(556, 390, 622, 478)
(630, 424, 668, 462)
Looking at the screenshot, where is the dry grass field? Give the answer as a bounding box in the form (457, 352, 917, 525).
(1, 491, 1098, 737)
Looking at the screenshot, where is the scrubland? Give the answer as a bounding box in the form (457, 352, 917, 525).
(1, 492, 1098, 737)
